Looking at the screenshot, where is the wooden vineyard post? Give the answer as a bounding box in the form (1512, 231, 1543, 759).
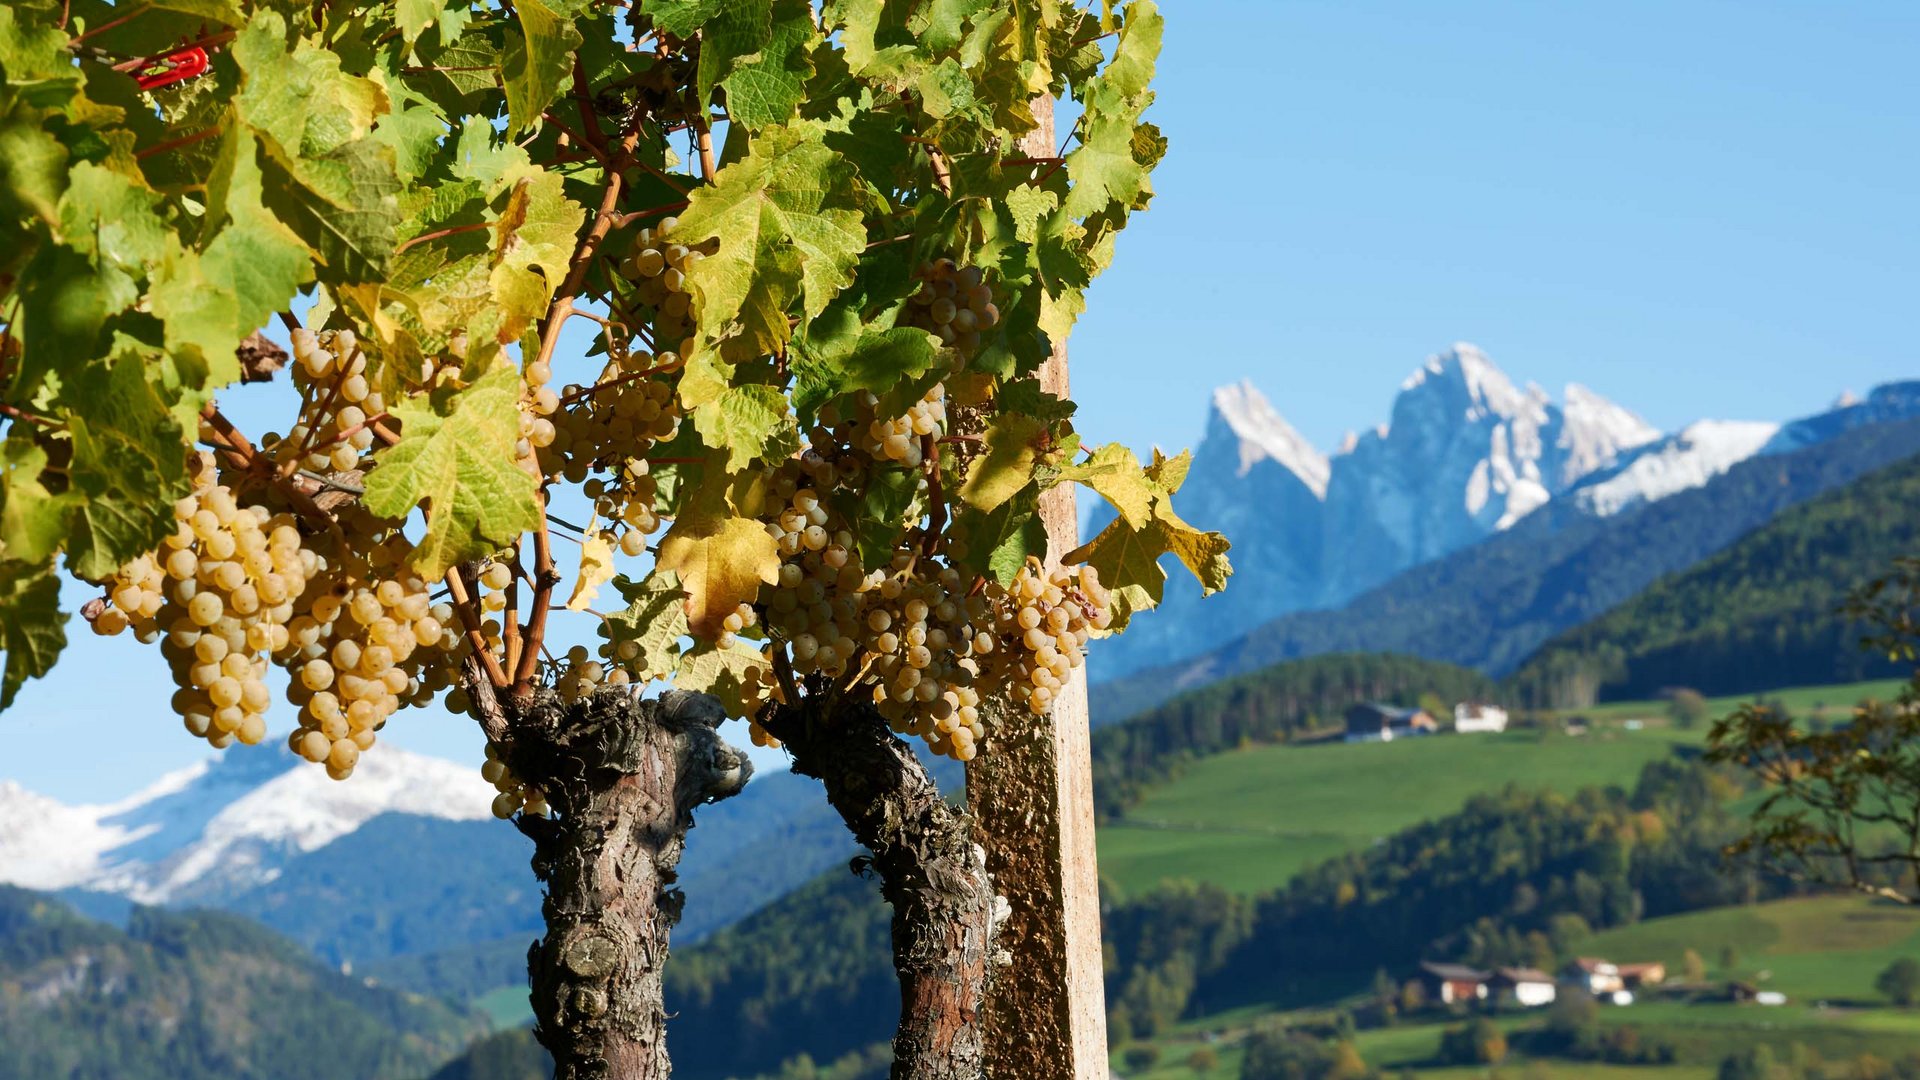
(967, 94, 1111, 1080)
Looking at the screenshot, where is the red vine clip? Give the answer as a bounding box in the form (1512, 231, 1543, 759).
(133, 46, 209, 91)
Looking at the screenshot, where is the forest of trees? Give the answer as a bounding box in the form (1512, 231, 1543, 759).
(1507, 453, 1920, 706)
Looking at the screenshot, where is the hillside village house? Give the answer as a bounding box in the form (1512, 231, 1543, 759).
(1564, 957, 1667, 998)
(1419, 962, 1490, 1005)
(1488, 967, 1558, 1008)
(1453, 701, 1509, 733)
(1344, 703, 1438, 743)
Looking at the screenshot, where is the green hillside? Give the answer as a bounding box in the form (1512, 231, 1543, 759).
(1580, 895, 1920, 1004)
(0, 888, 484, 1080)
(1100, 725, 1698, 898)
(1510, 453, 1920, 706)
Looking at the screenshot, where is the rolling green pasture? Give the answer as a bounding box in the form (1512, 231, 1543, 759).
(1579, 894, 1920, 1004)
(1097, 726, 1698, 898)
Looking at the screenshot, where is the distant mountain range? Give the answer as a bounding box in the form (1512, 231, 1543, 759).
(1092, 413, 1920, 725)
(1091, 342, 1920, 681)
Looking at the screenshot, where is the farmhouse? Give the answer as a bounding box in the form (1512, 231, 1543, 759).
(1344, 703, 1438, 743)
(1617, 962, 1666, 988)
(1418, 961, 1489, 1005)
(1564, 957, 1624, 995)
(1488, 967, 1558, 1008)
(1453, 701, 1508, 733)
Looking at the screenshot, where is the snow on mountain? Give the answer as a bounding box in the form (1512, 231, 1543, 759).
(1089, 342, 1823, 683)
(1556, 383, 1662, 488)
(1210, 380, 1330, 496)
(1569, 419, 1781, 517)
(0, 746, 494, 904)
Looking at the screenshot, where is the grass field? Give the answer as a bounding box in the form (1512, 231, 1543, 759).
(1579, 894, 1920, 1004)
(1097, 678, 1913, 900)
(1097, 725, 1700, 898)
(475, 985, 535, 1029)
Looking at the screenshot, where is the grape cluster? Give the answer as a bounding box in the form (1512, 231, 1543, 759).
(851, 384, 947, 469)
(88, 474, 311, 751)
(902, 259, 999, 362)
(277, 329, 383, 475)
(617, 217, 713, 346)
(976, 558, 1111, 718)
(282, 522, 464, 779)
(482, 741, 549, 819)
(750, 459, 996, 761)
(536, 350, 683, 550)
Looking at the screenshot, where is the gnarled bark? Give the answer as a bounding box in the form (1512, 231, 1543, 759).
(486, 686, 752, 1080)
(763, 698, 1000, 1080)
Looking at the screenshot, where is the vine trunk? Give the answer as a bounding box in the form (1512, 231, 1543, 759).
(479, 683, 752, 1079)
(765, 698, 1000, 1080)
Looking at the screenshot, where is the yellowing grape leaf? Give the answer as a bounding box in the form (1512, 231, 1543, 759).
(565, 528, 616, 612)
(1144, 446, 1191, 495)
(676, 123, 866, 364)
(674, 640, 770, 720)
(0, 440, 73, 567)
(653, 485, 780, 638)
(1156, 504, 1231, 595)
(959, 413, 1046, 513)
(362, 367, 543, 577)
(604, 571, 689, 682)
(1056, 442, 1152, 528)
(488, 169, 586, 342)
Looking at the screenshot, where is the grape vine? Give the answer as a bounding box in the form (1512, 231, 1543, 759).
(1, 0, 1219, 1073)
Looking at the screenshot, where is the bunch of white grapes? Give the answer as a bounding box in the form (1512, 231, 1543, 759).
(276, 328, 383, 475)
(482, 741, 549, 819)
(280, 523, 464, 780)
(536, 351, 683, 551)
(617, 217, 714, 346)
(902, 259, 999, 362)
(88, 472, 311, 751)
(749, 457, 997, 761)
(851, 384, 946, 469)
(977, 558, 1112, 717)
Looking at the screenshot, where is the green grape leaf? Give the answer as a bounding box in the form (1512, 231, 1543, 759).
(653, 483, 780, 638)
(233, 12, 387, 157)
(62, 349, 191, 582)
(362, 367, 544, 577)
(604, 571, 689, 681)
(201, 129, 315, 346)
(922, 0, 991, 51)
(1089, 0, 1161, 112)
(0, 564, 65, 711)
(674, 640, 770, 719)
(949, 484, 1039, 587)
(675, 123, 866, 364)
(640, 0, 731, 37)
(0, 440, 72, 566)
(690, 382, 793, 472)
(501, 0, 582, 135)
(688, 0, 772, 110)
(1055, 442, 1152, 528)
(959, 412, 1046, 513)
(720, 0, 814, 129)
(1060, 112, 1146, 220)
(256, 135, 401, 285)
(790, 322, 938, 421)
(1066, 514, 1165, 633)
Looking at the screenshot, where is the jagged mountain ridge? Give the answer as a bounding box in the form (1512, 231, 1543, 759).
(1094, 343, 1676, 678)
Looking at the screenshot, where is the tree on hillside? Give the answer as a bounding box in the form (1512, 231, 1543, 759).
(1667, 688, 1709, 729)
(0, 1, 1222, 1077)
(1877, 957, 1920, 1006)
(1709, 557, 1920, 905)
(1186, 1046, 1220, 1077)
(1437, 1018, 1507, 1067)
(1683, 948, 1708, 983)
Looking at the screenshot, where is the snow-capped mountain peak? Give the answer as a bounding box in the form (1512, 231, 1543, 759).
(0, 746, 496, 904)
(1555, 382, 1661, 488)
(1401, 342, 1533, 421)
(1569, 418, 1782, 517)
(1209, 380, 1330, 497)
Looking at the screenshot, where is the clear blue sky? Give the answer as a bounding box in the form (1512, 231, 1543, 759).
(8, 1, 1918, 802)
